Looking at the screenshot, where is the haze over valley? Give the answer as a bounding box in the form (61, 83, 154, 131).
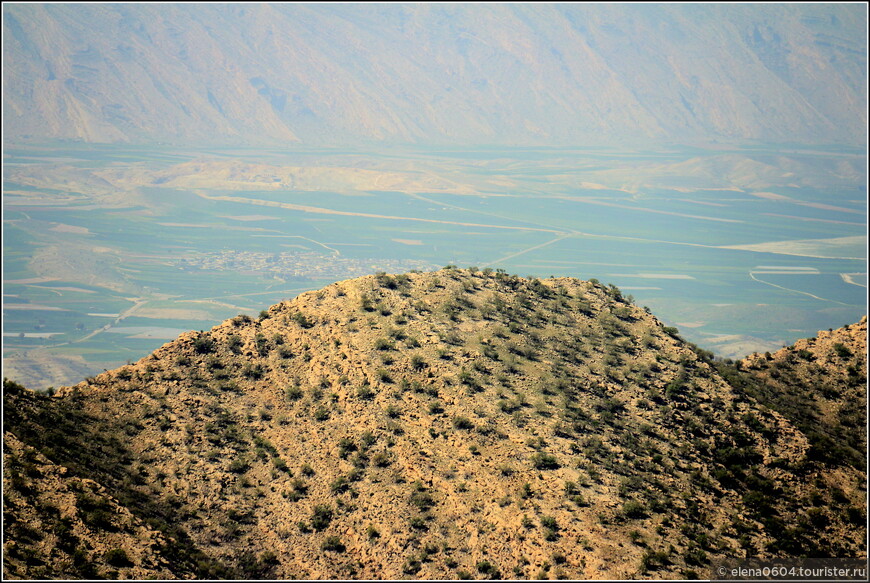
(4, 142, 866, 389)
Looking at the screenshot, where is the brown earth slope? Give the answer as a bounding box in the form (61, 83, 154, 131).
(735, 317, 867, 471)
(3, 432, 190, 579)
(3, 269, 866, 579)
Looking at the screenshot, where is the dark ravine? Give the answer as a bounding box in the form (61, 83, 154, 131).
(3, 269, 866, 579)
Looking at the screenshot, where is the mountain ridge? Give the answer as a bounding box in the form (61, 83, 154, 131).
(3, 269, 866, 579)
(4, 3, 866, 147)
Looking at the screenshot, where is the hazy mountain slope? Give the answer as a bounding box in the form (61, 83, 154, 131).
(3, 3, 866, 146)
(3, 269, 865, 580)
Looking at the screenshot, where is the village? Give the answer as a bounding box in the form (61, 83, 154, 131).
(177, 249, 437, 281)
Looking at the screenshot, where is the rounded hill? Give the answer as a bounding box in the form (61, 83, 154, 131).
(4, 268, 865, 579)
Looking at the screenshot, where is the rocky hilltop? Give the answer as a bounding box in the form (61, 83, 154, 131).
(3, 269, 866, 579)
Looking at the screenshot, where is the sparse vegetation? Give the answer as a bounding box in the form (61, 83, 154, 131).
(311, 505, 333, 531)
(322, 536, 346, 552)
(531, 452, 560, 470)
(3, 271, 864, 580)
(621, 500, 648, 520)
(105, 548, 133, 568)
(193, 335, 215, 354)
(452, 416, 474, 430)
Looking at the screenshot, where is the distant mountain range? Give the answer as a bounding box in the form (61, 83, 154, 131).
(3, 3, 866, 146)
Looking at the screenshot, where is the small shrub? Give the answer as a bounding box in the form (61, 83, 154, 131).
(356, 431, 375, 449)
(311, 505, 333, 531)
(520, 483, 533, 499)
(662, 326, 680, 338)
(683, 547, 707, 566)
(833, 342, 853, 358)
(284, 478, 308, 501)
(375, 271, 397, 289)
(409, 516, 429, 531)
(194, 335, 215, 354)
(411, 355, 427, 371)
(331, 475, 350, 494)
(338, 437, 358, 458)
(242, 363, 265, 380)
(410, 491, 436, 511)
(372, 451, 392, 467)
(458, 369, 477, 386)
(541, 515, 558, 530)
(254, 333, 269, 355)
(322, 536, 346, 552)
(453, 416, 474, 430)
(403, 557, 422, 574)
(531, 452, 560, 470)
(292, 311, 315, 328)
(206, 355, 225, 371)
(640, 549, 670, 572)
(622, 500, 648, 519)
(104, 548, 133, 568)
(375, 338, 394, 351)
(229, 458, 250, 474)
(232, 314, 252, 326)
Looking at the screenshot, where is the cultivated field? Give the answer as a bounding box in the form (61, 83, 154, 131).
(3, 143, 866, 388)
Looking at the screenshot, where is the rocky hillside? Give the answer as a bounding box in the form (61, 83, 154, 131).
(3, 432, 190, 579)
(3, 269, 866, 579)
(734, 318, 867, 471)
(4, 3, 866, 146)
